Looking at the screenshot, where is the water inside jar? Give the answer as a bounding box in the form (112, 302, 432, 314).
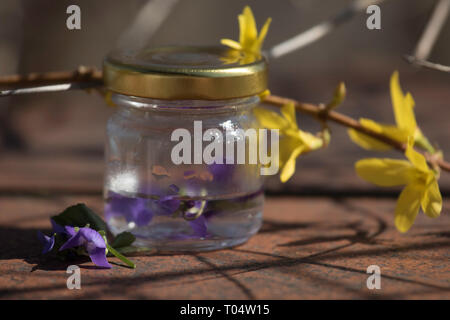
(104, 189, 264, 251)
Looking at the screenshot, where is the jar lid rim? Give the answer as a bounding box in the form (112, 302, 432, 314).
(103, 45, 268, 100)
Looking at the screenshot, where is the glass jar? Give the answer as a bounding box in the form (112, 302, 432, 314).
(102, 46, 268, 252)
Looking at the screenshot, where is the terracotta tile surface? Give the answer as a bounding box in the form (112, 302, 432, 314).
(0, 195, 449, 299)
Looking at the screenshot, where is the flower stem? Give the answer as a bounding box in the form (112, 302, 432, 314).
(106, 244, 136, 269)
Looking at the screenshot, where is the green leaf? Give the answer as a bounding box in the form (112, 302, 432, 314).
(51, 203, 107, 231)
(111, 231, 136, 249)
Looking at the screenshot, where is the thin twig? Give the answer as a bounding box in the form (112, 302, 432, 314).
(264, 94, 450, 172)
(404, 55, 450, 73)
(0, 82, 102, 97)
(116, 0, 179, 49)
(413, 0, 450, 61)
(269, 0, 386, 59)
(0, 67, 102, 87)
(0, 67, 103, 97)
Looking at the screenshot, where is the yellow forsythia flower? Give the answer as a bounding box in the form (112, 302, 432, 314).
(355, 139, 442, 232)
(254, 103, 323, 182)
(103, 90, 116, 107)
(348, 71, 433, 152)
(258, 89, 271, 101)
(221, 6, 271, 58)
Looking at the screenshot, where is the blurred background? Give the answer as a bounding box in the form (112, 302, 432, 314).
(0, 0, 449, 195)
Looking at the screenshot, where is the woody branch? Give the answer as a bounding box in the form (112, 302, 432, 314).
(1, 68, 449, 172)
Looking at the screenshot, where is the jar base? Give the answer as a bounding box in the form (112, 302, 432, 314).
(133, 235, 254, 253)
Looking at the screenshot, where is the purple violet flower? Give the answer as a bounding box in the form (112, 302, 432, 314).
(188, 215, 207, 237)
(157, 184, 181, 215)
(106, 184, 210, 238)
(37, 220, 71, 254)
(105, 192, 153, 226)
(51, 219, 66, 234)
(157, 196, 181, 215)
(156, 185, 208, 237)
(184, 199, 208, 238)
(208, 158, 236, 182)
(37, 231, 55, 254)
(59, 227, 111, 269)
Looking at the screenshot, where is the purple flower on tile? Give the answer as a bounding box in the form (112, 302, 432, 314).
(37, 231, 55, 254)
(37, 220, 74, 254)
(59, 227, 111, 269)
(50, 219, 66, 234)
(64, 225, 77, 237)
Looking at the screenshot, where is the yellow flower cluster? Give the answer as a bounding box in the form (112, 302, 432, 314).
(351, 72, 442, 232)
(254, 103, 323, 183)
(221, 6, 271, 64)
(222, 6, 324, 182)
(224, 6, 443, 233)
(356, 139, 442, 232)
(348, 72, 434, 153)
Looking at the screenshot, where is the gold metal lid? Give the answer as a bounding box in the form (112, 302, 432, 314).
(103, 46, 268, 100)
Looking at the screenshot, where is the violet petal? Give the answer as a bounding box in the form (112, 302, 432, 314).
(134, 208, 153, 226)
(158, 196, 180, 215)
(106, 192, 153, 226)
(50, 220, 66, 234)
(88, 247, 111, 268)
(208, 160, 235, 182)
(79, 228, 106, 249)
(37, 231, 55, 254)
(59, 231, 84, 251)
(189, 215, 208, 237)
(130, 199, 153, 226)
(64, 226, 77, 237)
(168, 184, 180, 193)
